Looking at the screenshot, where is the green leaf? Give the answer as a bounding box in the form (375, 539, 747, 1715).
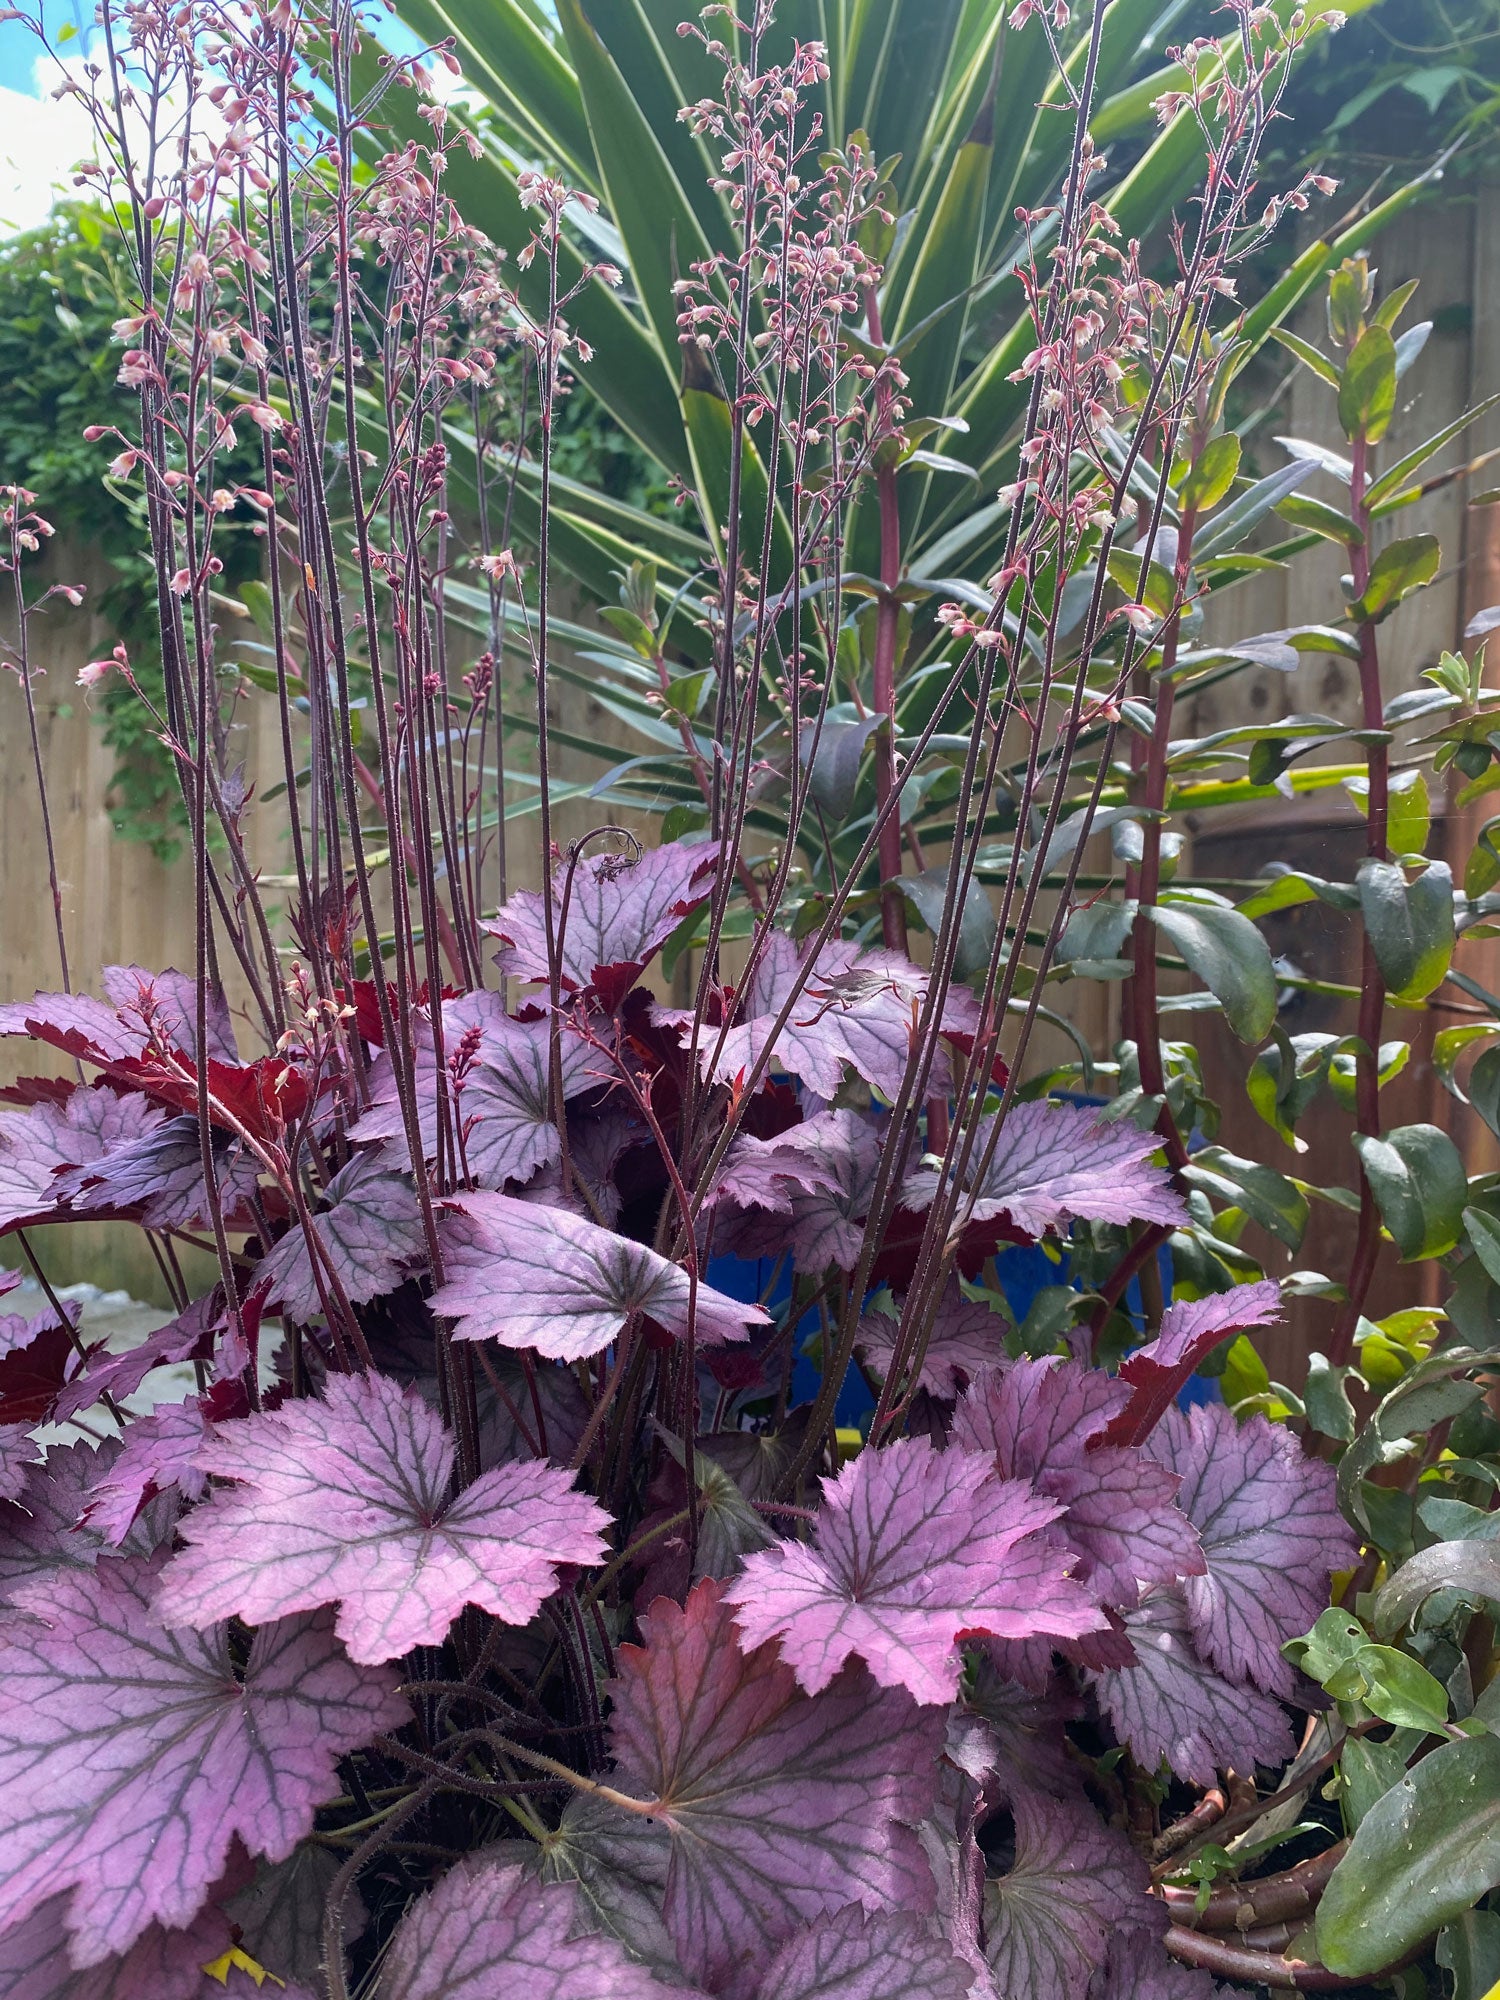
(1466, 816, 1500, 898)
(1356, 858, 1454, 1003)
(1345, 768, 1430, 858)
(1329, 1644, 1449, 1732)
(1182, 1148, 1308, 1250)
(1303, 1352, 1356, 1443)
(1340, 1736, 1410, 1832)
(799, 713, 883, 821)
(1277, 492, 1363, 545)
(1435, 1023, 1500, 1097)
(1372, 1538, 1500, 1637)
(1353, 1123, 1467, 1261)
(1270, 327, 1340, 386)
(1437, 1910, 1500, 2000)
(1367, 395, 1500, 506)
(1354, 534, 1442, 622)
(899, 864, 997, 983)
(1150, 902, 1277, 1042)
(1465, 1207, 1500, 1289)
(1318, 1736, 1500, 1977)
(1178, 433, 1241, 514)
(1338, 324, 1398, 444)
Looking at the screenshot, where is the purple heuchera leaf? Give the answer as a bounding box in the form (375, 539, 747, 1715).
(902, 1100, 1187, 1241)
(432, 1191, 766, 1361)
(0, 1088, 164, 1234)
(0, 1555, 408, 1964)
(1089, 1926, 1236, 2000)
(155, 1369, 610, 1664)
(351, 1003, 592, 1189)
(1088, 1589, 1296, 1786)
(51, 1119, 259, 1232)
(222, 1840, 362, 1991)
(0, 990, 149, 1064)
(983, 1786, 1159, 2000)
(376, 1854, 697, 1999)
(0, 1441, 172, 1608)
(0, 1430, 40, 1506)
(100, 966, 239, 1064)
(712, 1109, 883, 1269)
(80, 1401, 212, 1546)
(855, 1281, 1008, 1399)
(1144, 1402, 1356, 1694)
(0, 1883, 234, 2000)
(705, 1125, 842, 1216)
(486, 841, 720, 1008)
(757, 1905, 974, 2000)
(953, 1361, 1201, 1607)
(694, 932, 975, 1101)
(725, 1437, 1103, 1703)
(49, 1293, 219, 1424)
(253, 1150, 426, 1322)
(604, 1577, 944, 2000)
(1104, 1281, 1282, 1448)
(965, 1659, 1084, 1800)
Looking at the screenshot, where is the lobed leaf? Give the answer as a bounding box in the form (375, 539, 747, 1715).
(855, 1280, 1008, 1398)
(80, 1400, 212, 1545)
(0, 1556, 407, 1964)
(602, 1577, 944, 2000)
(1146, 1402, 1356, 1694)
(433, 1191, 765, 1360)
(253, 1150, 426, 1321)
(155, 1370, 610, 1663)
(725, 1437, 1102, 1703)
(1104, 1280, 1283, 1447)
(757, 1904, 974, 2000)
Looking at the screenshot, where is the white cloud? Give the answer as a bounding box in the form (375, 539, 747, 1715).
(0, 58, 96, 237)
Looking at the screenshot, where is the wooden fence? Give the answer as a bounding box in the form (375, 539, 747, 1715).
(2, 188, 1497, 1355)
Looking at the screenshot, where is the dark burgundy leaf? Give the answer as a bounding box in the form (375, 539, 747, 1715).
(756, 1905, 974, 2000)
(375, 1853, 696, 1998)
(253, 1151, 426, 1321)
(983, 1787, 1159, 2000)
(1144, 1402, 1356, 1693)
(602, 1577, 944, 1999)
(0, 1555, 408, 1963)
(1102, 1281, 1282, 1449)
(222, 1842, 363, 1991)
(486, 841, 721, 1008)
(1088, 1589, 1296, 1786)
(953, 1361, 1201, 1607)
(0, 1315, 84, 1428)
(155, 1369, 610, 1663)
(432, 1191, 766, 1360)
(902, 1101, 1186, 1241)
(725, 1437, 1103, 1702)
(856, 1281, 1009, 1398)
(964, 1658, 1083, 1799)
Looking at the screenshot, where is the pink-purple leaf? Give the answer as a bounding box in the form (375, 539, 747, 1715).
(756, 1905, 974, 2000)
(100, 966, 239, 1064)
(80, 1401, 212, 1546)
(0, 1441, 171, 1607)
(706, 1125, 843, 1216)
(0, 1556, 407, 1964)
(253, 1151, 426, 1322)
(52, 1119, 259, 1231)
(603, 1577, 944, 2000)
(432, 1191, 766, 1361)
(222, 1841, 361, 1991)
(982, 1787, 1159, 2000)
(49, 1294, 219, 1424)
(953, 1361, 1201, 1607)
(1144, 1402, 1356, 1694)
(375, 1854, 696, 1999)
(154, 1369, 610, 1663)
(699, 933, 974, 1101)
(0, 1089, 164, 1234)
(0, 990, 149, 1064)
(0, 1885, 233, 2000)
(902, 1101, 1187, 1241)
(1088, 1589, 1296, 1786)
(1090, 1927, 1235, 2000)
(486, 841, 720, 1007)
(0, 1430, 40, 1506)
(965, 1660, 1084, 1799)
(351, 1005, 592, 1189)
(1104, 1282, 1283, 1447)
(725, 1437, 1103, 1703)
(856, 1281, 1009, 1398)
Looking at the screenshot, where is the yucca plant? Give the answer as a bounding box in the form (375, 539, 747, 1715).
(384, 0, 1432, 949)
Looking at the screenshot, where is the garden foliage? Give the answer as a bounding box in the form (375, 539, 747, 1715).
(2, 0, 1500, 1994)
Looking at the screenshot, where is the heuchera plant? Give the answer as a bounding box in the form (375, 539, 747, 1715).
(8, 0, 1498, 1994)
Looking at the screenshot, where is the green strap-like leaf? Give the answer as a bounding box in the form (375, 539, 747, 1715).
(396, 0, 595, 185)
